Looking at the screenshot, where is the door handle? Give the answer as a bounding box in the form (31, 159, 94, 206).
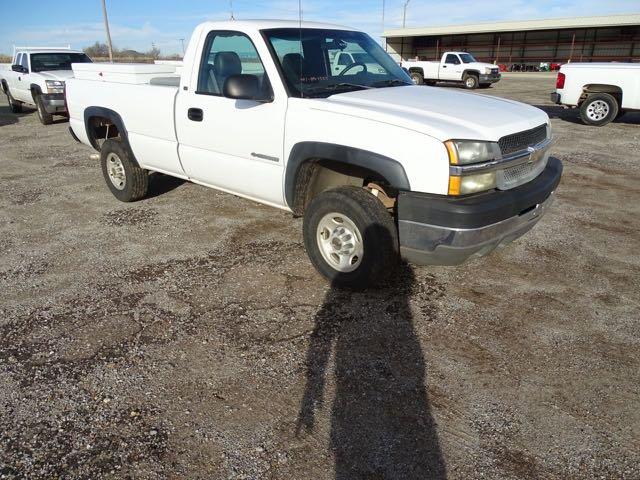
(442, 65, 447, 68)
(188, 108, 203, 122)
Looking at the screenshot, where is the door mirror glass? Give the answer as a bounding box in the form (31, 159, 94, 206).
(11, 65, 26, 73)
(223, 74, 270, 102)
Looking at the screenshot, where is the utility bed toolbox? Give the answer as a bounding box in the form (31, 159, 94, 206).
(71, 63, 180, 84)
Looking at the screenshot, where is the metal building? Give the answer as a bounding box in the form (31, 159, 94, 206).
(383, 14, 640, 68)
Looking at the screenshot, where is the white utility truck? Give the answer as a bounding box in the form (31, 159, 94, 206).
(550, 63, 640, 126)
(402, 52, 501, 89)
(0, 46, 92, 124)
(66, 20, 561, 288)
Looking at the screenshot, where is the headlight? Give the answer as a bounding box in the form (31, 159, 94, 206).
(45, 80, 65, 94)
(445, 140, 501, 165)
(484, 67, 492, 74)
(445, 140, 501, 195)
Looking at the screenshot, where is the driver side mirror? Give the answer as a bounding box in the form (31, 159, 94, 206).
(223, 74, 272, 103)
(11, 65, 27, 74)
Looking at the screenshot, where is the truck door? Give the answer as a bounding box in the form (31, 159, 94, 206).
(14, 53, 32, 103)
(175, 30, 287, 207)
(440, 54, 462, 81)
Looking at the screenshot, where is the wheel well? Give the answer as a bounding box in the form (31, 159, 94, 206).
(463, 70, 480, 78)
(408, 67, 424, 76)
(1, 80, 7, 94)
(30, 84, 42, 101)
(86, 115, 121, 150)
(579, 84, 622, 105)
(291, 159, 397, 216)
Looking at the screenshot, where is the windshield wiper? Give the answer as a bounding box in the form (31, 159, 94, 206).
(372, 79, 412, 88)
(304, 82, 374, 97)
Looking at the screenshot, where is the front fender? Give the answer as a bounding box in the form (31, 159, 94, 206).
(284, 142, 410, 209)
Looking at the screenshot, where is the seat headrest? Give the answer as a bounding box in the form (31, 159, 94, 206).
(214, 51, 242, 77)
(282, 53, 304, 78)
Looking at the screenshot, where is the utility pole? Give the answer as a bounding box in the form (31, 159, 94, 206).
(179, 38, 185, 55)
(101, 0, 114, 62)
(402, 0, 411, 28)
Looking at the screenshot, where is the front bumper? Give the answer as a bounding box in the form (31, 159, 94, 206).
(479, 73, 501, 84)
(550, 92, 561, 104)
(397, 157, 562, 266)
(41, 93, 66, 114)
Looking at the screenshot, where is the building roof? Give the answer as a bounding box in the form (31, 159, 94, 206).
(383, 13, 640, 38)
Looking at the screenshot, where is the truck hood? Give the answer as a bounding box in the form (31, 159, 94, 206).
(469, 62, 498, 71)
(37, 70, 75, 81)
(313, 86, 548, 141)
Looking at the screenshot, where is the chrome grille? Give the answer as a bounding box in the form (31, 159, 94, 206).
(497, 154, 549, 190)
(499, 124, 547, 155)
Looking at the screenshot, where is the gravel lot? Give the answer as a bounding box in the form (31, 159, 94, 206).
(1, 74, 639, 479)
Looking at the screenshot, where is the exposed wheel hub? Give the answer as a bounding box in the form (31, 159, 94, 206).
(586, 100, 609, 121)
(317, 213, 364, 273)
(106, 153, 126, 190)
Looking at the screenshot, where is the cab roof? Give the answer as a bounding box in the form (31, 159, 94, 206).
(195, 19, 356, 32)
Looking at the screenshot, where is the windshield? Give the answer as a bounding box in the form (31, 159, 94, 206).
(30, 53, 92, 72)
(459, 53, 477, 64)
(263, 28, 412, 97)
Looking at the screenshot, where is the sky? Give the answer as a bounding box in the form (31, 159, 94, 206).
(1, 0, 638, 56)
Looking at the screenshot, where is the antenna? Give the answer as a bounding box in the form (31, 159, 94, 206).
(299, 0, 303, 98)
(230, 0, 235, 20)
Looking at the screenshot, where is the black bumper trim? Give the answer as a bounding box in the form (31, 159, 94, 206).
(397, 157, 563, 229)
(550, 92, 561, 104)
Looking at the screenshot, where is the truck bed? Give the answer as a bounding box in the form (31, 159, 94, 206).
(67, 63, 182, 175)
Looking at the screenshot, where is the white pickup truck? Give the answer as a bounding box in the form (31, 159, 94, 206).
(66, 20, 561, 288)
(550, 63, 640, 126)
(402, 52, 501, 89)
(0, 46, 92, 124)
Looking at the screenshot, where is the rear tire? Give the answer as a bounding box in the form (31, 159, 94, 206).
(100, 139, 149, 202)
(6, 89, 23, 113)
(463, 73, 479, 89)
(410, 72, 424, 85)
(303, 186, 399, 289)
(35, 94, 53, 125)
(579, 93, 618, 126)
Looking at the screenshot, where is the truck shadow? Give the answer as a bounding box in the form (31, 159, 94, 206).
(146, 172, 186, 199)
(0, 105, 30, 126)
(533, 105, 640, 125)
(296, 261, 447, 479)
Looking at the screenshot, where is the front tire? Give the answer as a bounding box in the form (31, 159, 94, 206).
(100, 139, 149, 202)
(410, 72, 424, 85)
(463, 73, 479, 89)
(303, 186, 398, 289)
(579, 93, 618, 126)
(35, 95, 53, 125)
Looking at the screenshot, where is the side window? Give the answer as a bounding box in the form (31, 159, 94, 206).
(445, 54, 460, 65)
(20, 53, 29, 71)
(197, 31, 267, 96)
(15, 53, 22, 66)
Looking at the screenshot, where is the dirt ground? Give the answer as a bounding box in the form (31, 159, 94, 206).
(1, 74, 639, 480)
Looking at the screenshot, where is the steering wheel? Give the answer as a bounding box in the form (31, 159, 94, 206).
(338, 62, 368, 76)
